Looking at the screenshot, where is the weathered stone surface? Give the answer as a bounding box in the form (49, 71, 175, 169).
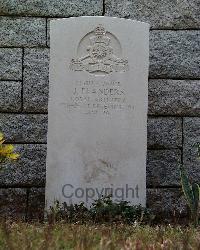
(23, 48, 49, 112)
(0, 144, 46, 186)
(147, 117, 182, 148)
(148, 79, 200, 115)
(0, 81, 21, 112)
(0, 0, 103, 16)
(0, 48, 22, 80)
(27, 188, 45, 221)
(0, 114, 47, 143)
(0, 17, 46, 47)
(150, 31, 200, 79)
(147, 150, 181, 186)
(0, 188, 27, 220)
(147, 188, 187, 216)
(183, 118, 200, 183)
(105, 0, 200, 29)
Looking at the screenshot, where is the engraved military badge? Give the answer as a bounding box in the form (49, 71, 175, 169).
(70, 24, 129, 75)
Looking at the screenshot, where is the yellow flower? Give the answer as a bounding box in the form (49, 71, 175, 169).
(0, 133, 5, 145)
(8, 153, 20, 160)
(0, 133, 3, 140)
(0, 132, 20, 164)
(1, 144, 14, 154)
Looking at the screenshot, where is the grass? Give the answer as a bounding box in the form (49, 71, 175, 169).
(0, 221, 200, 249)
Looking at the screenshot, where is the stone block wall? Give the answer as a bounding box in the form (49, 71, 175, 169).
(0, 0, 199, 220)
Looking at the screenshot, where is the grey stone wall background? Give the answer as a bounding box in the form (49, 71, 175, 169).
(0, 0, 199, 221)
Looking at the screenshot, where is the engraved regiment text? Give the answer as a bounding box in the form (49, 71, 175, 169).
(61, 80, 134, 115)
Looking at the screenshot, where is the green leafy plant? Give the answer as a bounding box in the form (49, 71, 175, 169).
(0, 132, 19, 171)
(180, 165, 200, 226)
(90, 195, 154, 224)
(46, 196, 154, 224)
(47, 201, 90, 224)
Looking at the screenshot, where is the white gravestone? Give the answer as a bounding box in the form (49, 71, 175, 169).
(46, 16, 149, 208)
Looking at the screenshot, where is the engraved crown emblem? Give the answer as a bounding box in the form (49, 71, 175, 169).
(94, 24, 106, 36)
(70, 24, 129, 75)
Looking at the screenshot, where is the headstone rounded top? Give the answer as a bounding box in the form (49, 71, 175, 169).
(50, 16, 150, 27)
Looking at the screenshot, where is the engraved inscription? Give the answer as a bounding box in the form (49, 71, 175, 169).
(61, 80, 134, 115)
(70, 24, 129, 75)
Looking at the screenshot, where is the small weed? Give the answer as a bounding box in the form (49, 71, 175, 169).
(47, 196, 154, 225)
